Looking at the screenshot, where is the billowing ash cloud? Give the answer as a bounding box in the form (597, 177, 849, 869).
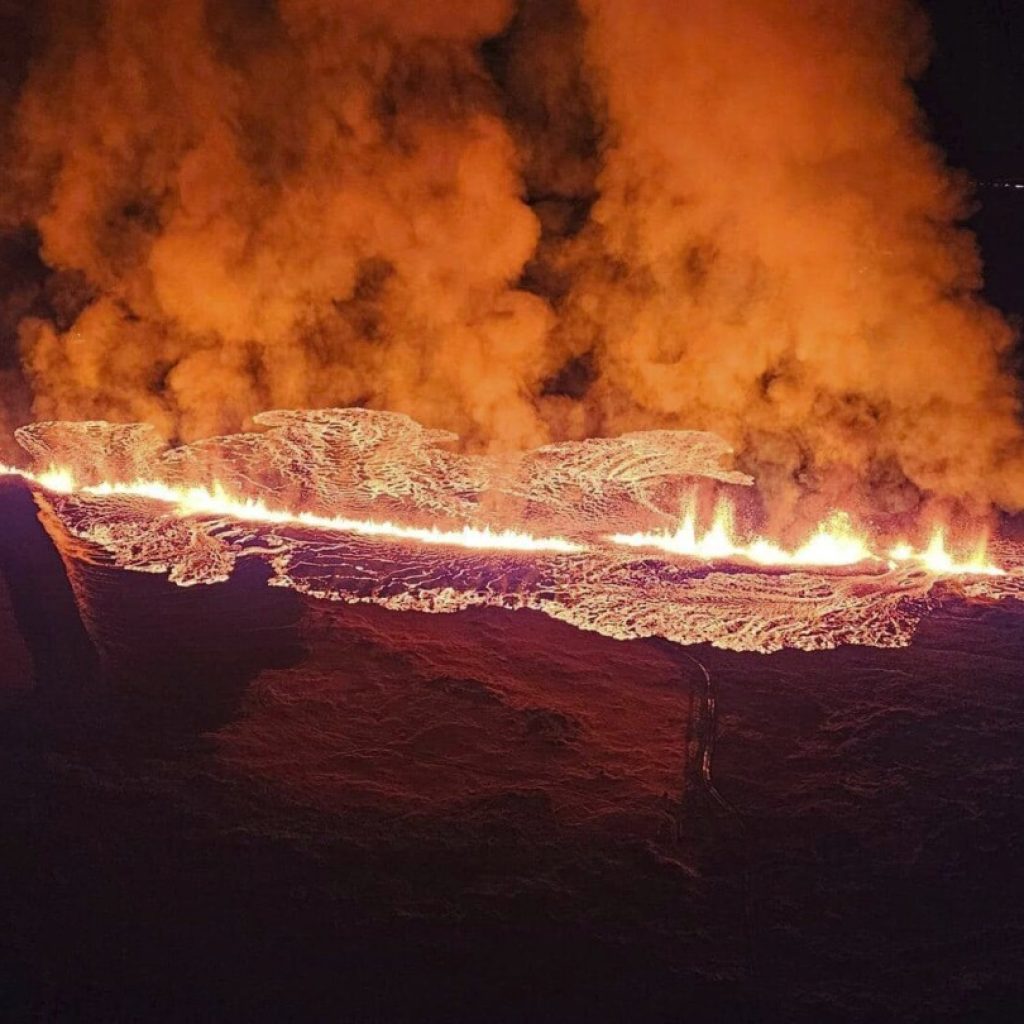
(1, 0, 553, 450)
(0, 0, 1021, 516)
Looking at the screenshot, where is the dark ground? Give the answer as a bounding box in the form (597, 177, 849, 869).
(2, 483, 1024, 1022)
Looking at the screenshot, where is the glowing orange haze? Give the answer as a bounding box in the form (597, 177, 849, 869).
(5, 0, 1024, 521)
(0, 462, 1003, 577)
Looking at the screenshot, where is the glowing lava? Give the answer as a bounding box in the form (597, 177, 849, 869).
(609, 499, 1004, 576)
(3, 465, 585, 554)
(0, 462, 1006, 575)
(889, 530, 1004, 577)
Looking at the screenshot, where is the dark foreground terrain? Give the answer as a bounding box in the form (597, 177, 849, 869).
(2, 481, 1024, 1023)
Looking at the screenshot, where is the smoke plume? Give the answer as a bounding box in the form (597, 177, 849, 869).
(1, 0, 1021, 516)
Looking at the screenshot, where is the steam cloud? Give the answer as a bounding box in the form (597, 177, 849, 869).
(1, 0, 1021, 517)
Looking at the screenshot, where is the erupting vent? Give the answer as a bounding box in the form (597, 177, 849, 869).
(4, 409, 1023, 653)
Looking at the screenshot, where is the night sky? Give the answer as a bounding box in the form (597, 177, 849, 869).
(920, 0, 1024, 320)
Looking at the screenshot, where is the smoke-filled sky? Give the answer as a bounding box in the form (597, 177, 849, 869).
(1, 0, 1022, 516)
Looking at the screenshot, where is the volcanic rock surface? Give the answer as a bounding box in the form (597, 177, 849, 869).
(2, 464, 1024, 1022)
(14, 409, 1024, 654)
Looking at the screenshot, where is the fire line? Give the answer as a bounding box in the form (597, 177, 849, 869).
(0, 462, 1005, 577)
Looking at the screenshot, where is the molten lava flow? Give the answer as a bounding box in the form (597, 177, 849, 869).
(5, 412, 1023, 655)
(609, 499, 1004, 577)
(609, 501, 875, 568)
(0, 408, 1008, 577)
(2, 464, 585, 555)
(0, 460, 1004, 576)
(889, 530, 1005, 578)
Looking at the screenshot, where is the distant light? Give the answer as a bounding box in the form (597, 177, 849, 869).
(975, 180, 1024, 192)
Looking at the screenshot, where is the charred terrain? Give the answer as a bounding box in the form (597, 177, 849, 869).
(3, 466, 1024, 1023)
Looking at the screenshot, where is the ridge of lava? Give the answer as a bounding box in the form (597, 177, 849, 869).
(2, 408, 1023, 653)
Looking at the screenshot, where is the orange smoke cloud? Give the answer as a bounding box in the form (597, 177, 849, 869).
(562, 0, 1024, 516)
(4, 0, 552, 450)
(0, 0, 1021, 515)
